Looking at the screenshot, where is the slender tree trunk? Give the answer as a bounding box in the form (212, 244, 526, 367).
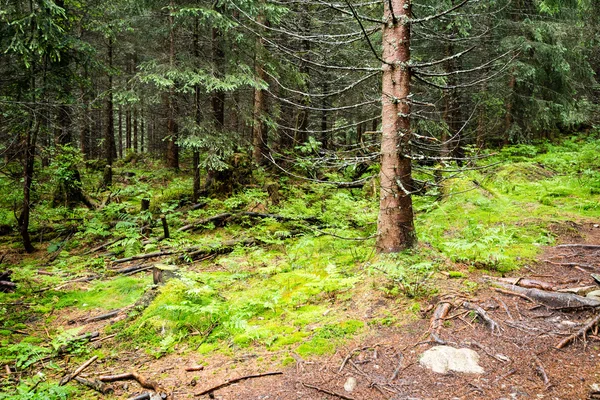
(166, 0, 179, 169)
(376, 0, 416, 253)
(252, 5, 268, 166)
(126, 56, 132, 152)
(504, 72, 516, 146)
(192, 17, 202, 202)
(320, 81, 329, 149)
(133, 105, 138, 153)
(104, 37, 115, 187)
(118, 106, 123, 159)
(140, 105, 145, 153)
(296, 7, 311, 144)
(20, 118, 38, 253)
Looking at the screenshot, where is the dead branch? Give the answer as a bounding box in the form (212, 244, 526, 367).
(493, 296, 514, 320)
(494, 282, 600, 311)
(185, 365, 204, 372)
(98, 372, 165, 394)
(195, 372, 283, 396)
(74, 376, 113, 394)
(495, 277, 556, 291)
(556, 312, 600, 349)
(178, 213, 232, 232)
(59, 355, 97, 386)
(113, 251, 175, 264)
(390, 353, 404, 381)
(84, 309, 123, 324)
(533, 355, 551, 389)
(462, 301, 501, 334)
(556, 244, 600, 250)
(302, 382, 355, 400)
(493, 287, 535, 303)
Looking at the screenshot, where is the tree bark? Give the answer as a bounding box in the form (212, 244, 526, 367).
(376, 0, 417, 253)
(165, 0, 179, 169)
(252, 4, 268, 166)
(103, 37, 114, 187)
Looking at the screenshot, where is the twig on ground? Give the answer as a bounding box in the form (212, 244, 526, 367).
(301, 382, 355, 400)
(533, 355, 552, 389)
(59, 355, 98, 386)
(194, 372, 283, 397)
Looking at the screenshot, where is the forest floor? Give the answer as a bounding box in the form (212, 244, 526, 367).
(1, 137, 600, 399)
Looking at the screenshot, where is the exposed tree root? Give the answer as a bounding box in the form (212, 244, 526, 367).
(462, 301, 502, 334)
(98, 372, 166, 396)
(556, 312, 600, 349)
(493, 282, 600, 311)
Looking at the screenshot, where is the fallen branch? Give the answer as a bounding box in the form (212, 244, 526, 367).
(59, 355, 97, 386)
(84, 309, 123, 324)
(556, 312, 600, 349)
(98, 372, 165, 394)
(195, 372, 283, 397)
(185, 365, 204, 372)
(556, 244, 600, 250)
(495, 277, 556, 291)
(532, 355, 551, 389)
(74, 376, 113, 395)
(462, 301, 501, 334)
(301, 382, 355, 400)
(178, 213, 232, 232)
(113, 251, 175, 264)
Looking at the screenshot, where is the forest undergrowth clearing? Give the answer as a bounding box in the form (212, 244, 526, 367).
(1, 138, 600, 399)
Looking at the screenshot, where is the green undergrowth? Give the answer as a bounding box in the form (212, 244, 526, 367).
(0, 135, 599, 392)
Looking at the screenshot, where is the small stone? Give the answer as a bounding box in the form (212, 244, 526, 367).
(420, 346, 484, 374)
(591, 383, 600, 392)
(560, 320, 578, 327)
(344, 377, 357, 392)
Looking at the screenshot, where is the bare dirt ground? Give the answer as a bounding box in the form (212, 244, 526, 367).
(50, 222, 600, 400)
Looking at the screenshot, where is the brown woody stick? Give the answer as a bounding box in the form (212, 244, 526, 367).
(98, 372, 164, 393)
(301, 382, 355, 400)
(59, 355, 98, 386)
(195, 372, 282, 396)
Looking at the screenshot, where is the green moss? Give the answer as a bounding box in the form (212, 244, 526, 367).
(54, 276, 149, 310)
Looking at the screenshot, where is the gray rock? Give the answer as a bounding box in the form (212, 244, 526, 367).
(344, 377, 357, 392)
(420, 346, 484, 374)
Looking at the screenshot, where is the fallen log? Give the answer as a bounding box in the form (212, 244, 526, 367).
(493, 282, 600, 311)
(195, 372, 283, 397)
(98, 372, 165, 394)
(180, 238, 260, 262)
(543, 260, 598, 270)
(59, 355, 97, 386)
(556, 312, 600, 349)
(429, 302, 452, 344)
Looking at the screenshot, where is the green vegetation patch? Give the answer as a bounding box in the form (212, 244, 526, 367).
(54, 276, 149, 310)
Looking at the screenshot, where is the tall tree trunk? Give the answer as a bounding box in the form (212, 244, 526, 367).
(166, 0, 179, 169)
(20, 117, 38, 253)
(126, 56, 132, 152)
(118, 105, 123, 158)
(252, 5, 268, 166)
(376, 0, 416, 253)
(192, 17, 202, 202)
(320, 81, 329, 149)
(133, 105, 138, 153)
(296, 7, 311, 144)
(103, 37, 115, 187)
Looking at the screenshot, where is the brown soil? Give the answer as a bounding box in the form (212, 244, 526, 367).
(37, 222, 600, 399)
